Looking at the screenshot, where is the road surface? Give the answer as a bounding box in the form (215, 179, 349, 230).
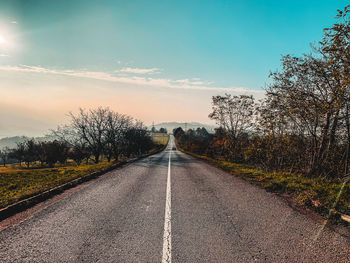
(0, 136, 349, 262)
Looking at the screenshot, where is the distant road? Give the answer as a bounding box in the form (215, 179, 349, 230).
(0, 136, 349, 262)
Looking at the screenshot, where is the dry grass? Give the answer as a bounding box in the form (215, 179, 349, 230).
(151, 133, 169, 145)
(0, 161, 116, 208)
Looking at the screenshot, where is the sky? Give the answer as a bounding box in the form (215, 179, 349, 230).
(0, 0, 349, 138)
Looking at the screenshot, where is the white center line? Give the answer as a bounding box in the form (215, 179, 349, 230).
(162, 144, 172, 263)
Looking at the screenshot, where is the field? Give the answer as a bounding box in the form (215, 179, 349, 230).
(151, 133, 169, 145)
(0, 161, 119, 209)
(0, 135, 168, 209)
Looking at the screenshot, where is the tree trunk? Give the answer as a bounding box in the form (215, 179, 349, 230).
(94, 154, 100, 164)
(323, 109, 340, 167)
(345, 105, 350, 177)
(309, 111, 331, 176)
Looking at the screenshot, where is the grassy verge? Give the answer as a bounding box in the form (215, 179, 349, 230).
(182, 150, 350, 225)
(0, 137, 169, 209)
(0, 161, 117, 208)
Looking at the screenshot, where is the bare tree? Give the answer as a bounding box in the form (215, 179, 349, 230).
(104, 111, 133, 162)
(0, 147, 9, 167)
(69, 107, 109, 163)
(52, 124, 91, 165)
(209, 94, 256, 161)
(209, 94, 256, 140)
(9, 142, 25, 166)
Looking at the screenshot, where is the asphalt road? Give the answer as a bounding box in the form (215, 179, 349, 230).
(0, 136, 350, 262)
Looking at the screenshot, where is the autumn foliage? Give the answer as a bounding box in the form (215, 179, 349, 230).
(176, 6, 350, 179)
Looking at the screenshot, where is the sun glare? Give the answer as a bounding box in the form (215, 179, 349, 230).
(0, 34, 5, 44)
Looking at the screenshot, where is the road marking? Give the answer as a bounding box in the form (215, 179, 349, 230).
(162, 145, 172, 263)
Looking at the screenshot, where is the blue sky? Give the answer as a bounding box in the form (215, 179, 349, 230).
(0, 0, 348, 137)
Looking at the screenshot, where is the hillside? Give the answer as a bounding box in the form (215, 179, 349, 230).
(0, 135, 57, 149)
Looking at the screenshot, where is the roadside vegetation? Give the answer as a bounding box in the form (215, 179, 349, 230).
(0, 108, 168, 209)
(151, 132, 169, 145)
(174, 6, 350, 224)
(0, 160, 114, 208)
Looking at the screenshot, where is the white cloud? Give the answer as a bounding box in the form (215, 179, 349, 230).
(10, 21, 17, 24)
(0, 64, 264, 95)
(0, 54, 9, 57)
(119, 67, 160, 74)
(0, 64, 266, 137)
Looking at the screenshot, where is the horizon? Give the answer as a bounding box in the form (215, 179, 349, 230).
(1, 0, 349, 137)
(0, 121, 217, 140)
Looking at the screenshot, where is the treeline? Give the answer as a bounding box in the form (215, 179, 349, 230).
(2, 107, 158, 168)
(175, 6, 350, 179)
(151, 127, 168, 133)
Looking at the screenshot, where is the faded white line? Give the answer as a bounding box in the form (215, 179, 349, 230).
(162, 145, 172, 263)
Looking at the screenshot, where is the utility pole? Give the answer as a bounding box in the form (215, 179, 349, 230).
(184, 122, 187, 131)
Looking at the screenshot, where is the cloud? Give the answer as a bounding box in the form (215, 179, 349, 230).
(10, 21, 17, 24)
(0, 64, 266, 138)
(174, 79, 213, 86)
(0, 64, 264, 95)
(0, 54, 9, 57)
(119, 67, 160, 74)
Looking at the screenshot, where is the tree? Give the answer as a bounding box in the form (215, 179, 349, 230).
(173, 127, 185, 138)
(104, 111, 133, 162)
(23, 139, 39, 168)
(0, 147, 9, 167)
(209, 94, 255, 140)
(55, 107, 154, 164)
(9, 142, 25, 166)
(69, 107, 109, 163)
(124, 121, 154, 157)
(52, 124, 91, 165)
(159, 127, 167, 134)
(265, 51, 345, 176)
(68, 144, 90, 165)
(171, 5, 350, 178)
(39, 141, 69, 167)
(320, 5, 350, 177)
(196, 127, 209, 138)
(209, 94, 256, 161)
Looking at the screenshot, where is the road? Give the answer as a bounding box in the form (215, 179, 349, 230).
(0, 135, 349, 262)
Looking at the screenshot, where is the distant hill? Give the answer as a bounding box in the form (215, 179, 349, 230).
(152, 122, 217, 134)
(0, 135, 57, 149)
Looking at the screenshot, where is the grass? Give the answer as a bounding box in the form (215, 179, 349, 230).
(0, 136, 169, 209)
(183, 150, 350, 224)
(151, 133, 169, 146)
(0, 161, 117, 208)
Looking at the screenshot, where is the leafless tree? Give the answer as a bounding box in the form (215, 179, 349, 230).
(69, 107, 109, 163)
(209, 94, 256, 140)
(0, 147, 10, 167)
(104, 111, 133, 162)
